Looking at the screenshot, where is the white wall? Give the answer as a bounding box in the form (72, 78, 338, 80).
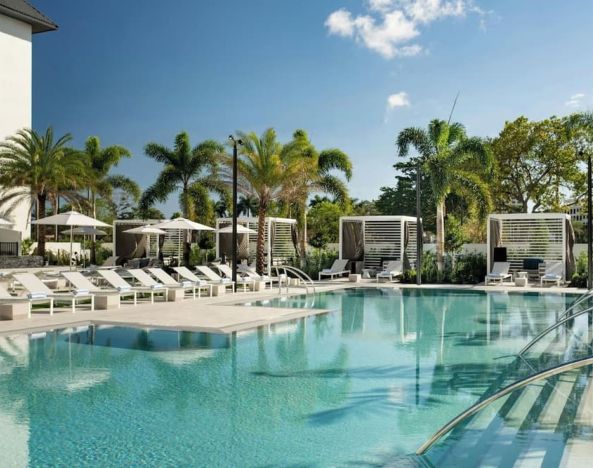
(0, 14, 32, 239)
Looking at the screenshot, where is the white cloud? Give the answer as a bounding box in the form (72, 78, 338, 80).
(565, 93, 586, 109)
(387, 92, 411, 109)
(325, 0, 486, 59)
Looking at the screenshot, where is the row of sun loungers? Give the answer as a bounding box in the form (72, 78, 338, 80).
(0, 265, 285, 318)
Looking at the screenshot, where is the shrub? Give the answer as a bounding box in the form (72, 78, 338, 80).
(21, 238, 34, 256)
(291, 248, 338, 279)
(400, 251, 486, 285)
(450, 253, 487, 284)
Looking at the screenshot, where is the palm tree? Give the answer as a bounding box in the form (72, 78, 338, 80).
(397, 119, 492, 271)
(237, 195, 258, 217)
(282, 129, 352, 257)
(0, 128, 89, 256)
(139, 132, 227, 221)
(84, 136, 139, 263)
(226, 128, 300, 274)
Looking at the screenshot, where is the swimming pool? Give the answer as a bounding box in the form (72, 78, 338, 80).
(0, 288, 576, 466)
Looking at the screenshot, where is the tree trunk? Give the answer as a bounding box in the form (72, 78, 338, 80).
(435, 201, 445, 272)
(37, 193, 47, 258)
(297, 200, 307, 266)
(90, 192, 97, 265)
(256, 203, 267, 275)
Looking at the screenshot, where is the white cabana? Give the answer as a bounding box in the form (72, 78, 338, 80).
(339, 216, 419, 272)
(487, 213, 575, 281)
(215, 217, 297, 273)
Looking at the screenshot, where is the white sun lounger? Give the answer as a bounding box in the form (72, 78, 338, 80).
(98, 269, 159, 304)
(62, 271, 137, 306)
(148, 268, 208, 299)
(12, 273, 94, 313)
(214, 264, 256, 291)
(170, 267, 213, 296)
(540, 262, 564, 286)
(238, 265, 286, 289)
(0, 281, 54, 317)
(318, 259, 350, 281)
(376, 260, 403, 283)
(126, 269, 168, 302)
(485, 262, 512, 285)
(195, 265, 236, 292)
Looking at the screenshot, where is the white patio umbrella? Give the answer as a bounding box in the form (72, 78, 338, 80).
(0, 218, 13, 228)
(152, 217, 214, 266)
(61, 227, 108, 268)
(32, 211, 110, 269)
(216, 225, 256, 234)
(123, 225, 167, 258)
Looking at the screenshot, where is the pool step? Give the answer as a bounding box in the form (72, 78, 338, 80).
(426, 368, 593, 467)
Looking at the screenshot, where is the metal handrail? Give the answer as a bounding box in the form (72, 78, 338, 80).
(559, 290, 593, 320)
(416, 355, 593, 456)
(518, 304, 593, 355)
(273, 265, 316, 294)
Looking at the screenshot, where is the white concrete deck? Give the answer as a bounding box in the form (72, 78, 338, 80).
(0, 280, 586, 337)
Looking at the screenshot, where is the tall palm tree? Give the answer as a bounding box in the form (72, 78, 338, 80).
(0, 128, 89, 256)
(139, 132, 227, 220)
(140, 132, 227, 264)
(84, 136, 139, 263)
(397, 119, 492, 271)
(282, 129, 352, 258)
(226, 128, 300, 274)
(237, 195, 258, 217)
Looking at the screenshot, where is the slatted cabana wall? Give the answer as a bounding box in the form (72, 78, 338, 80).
(339, 216, 418, 271)
(216, 217, 297, 273)
(487, 213, 573, 280)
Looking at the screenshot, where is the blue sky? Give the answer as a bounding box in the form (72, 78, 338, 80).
(32, 0, 593, 216)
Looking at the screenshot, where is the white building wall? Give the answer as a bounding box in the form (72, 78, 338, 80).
(0, 14, 32, 239)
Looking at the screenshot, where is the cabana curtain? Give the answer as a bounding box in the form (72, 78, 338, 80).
(342, 221, 364, 260)
(489, 218, 502, 269)
(566, 218, 576, 279)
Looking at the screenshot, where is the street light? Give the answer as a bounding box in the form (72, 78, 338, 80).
(416, 161, 422, 285)
(228, 135, 243, 285)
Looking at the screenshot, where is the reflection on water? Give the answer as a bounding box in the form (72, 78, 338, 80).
(0, 288, 581, 466)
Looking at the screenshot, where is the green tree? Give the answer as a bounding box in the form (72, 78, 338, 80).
(491, 116, 584, 212)
(397, 119, 492, 271)
(139, 132, 227, 222)
(307, 200, 344, 249)
(227, 128, 300, 274)
(0, 128, 89, 256)
(84, 136, 139, 263)
(281, 129, 352, 258)
(237, 195, 258, 217)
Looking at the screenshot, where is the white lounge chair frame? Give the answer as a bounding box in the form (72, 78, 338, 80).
(12, 273, 94, 313)
(376, 260, 403, 283)
(126, 269, 168, 302)
(238, 264, 286, 289)
(97, 270, 157, 304)
(214, 265, 256, 291)
(540, 262, 565, 287)
(147, 268, 201, 299)
(170, 267, 213, 296)
(318, 259, 350, 281)
(62, 271, 137, 307)
(485, 262, 513, 286)
(0, 282, 54, 317)
(195, 265, 236, 292)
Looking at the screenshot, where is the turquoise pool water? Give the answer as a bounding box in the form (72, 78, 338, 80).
(0, 288, 576, 466)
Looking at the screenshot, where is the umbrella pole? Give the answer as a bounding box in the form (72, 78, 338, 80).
(70, 225, 74, 271)
(178, 229, 182, 267)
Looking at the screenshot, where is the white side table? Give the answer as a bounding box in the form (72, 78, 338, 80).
(515, 271, 528, 287)
(349, 274, 361, 283)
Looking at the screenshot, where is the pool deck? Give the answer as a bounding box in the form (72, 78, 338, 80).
(0, 280, 586, 337)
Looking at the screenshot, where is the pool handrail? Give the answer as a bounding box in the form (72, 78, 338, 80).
(273, 265, 315, 294)
(558, 289, 593, 320)
(416, 355, 593, 456)
(518, 303, 593, 356)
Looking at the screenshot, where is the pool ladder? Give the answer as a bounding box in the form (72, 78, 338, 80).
(272, 265, 316, 295)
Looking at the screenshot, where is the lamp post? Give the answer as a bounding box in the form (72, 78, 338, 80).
(416, 161, 422, 285)
(228, 135, 243, 285)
